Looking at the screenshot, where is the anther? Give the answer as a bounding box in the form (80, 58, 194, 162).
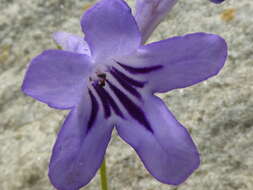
(98, 79, 106, 87)
(97, 73, 106, 79)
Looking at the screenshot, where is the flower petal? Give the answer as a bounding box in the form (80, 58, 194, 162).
(135, 0, 178, 43)
(116, 95, 200, 185)
(22, 50, 92, 109)
(118, 32, 227, 93)
(49, 94, 114, 190)
(53, 32, 91, 55)
(81, 0, 141, 60)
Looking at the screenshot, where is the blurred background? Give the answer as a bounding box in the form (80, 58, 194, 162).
(0, 0, 252, 189)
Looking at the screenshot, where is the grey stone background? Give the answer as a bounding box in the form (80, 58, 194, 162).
(0, 0, 252, 190)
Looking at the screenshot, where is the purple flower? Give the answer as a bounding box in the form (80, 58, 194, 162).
(134, 0, 178, 43)
(209, 0, 225, 4)
(135, 0, 226, 44)
(22, 0, 227, 189)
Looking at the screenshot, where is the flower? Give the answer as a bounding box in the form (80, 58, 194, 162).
(134, 0, 178, 43)
(209, 0, 225, 4)
(134, 0, 226, 44)
(22, 0, 227, 189)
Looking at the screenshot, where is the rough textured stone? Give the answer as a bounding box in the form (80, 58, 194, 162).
(0, 0, 252, 190)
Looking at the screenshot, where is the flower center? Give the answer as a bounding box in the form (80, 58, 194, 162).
(89, 71, 107, 87)
(88, 64, 109, 87)
(86, 61, 163, 133)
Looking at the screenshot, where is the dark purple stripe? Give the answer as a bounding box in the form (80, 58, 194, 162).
(93, 83, 111, 118)
(111, 67, 145, 88)
(87, 89, 99, 130)
(97, 85, 124, 118)
(110, 69, 141, 99)
(107, 80, 153, 133)
(116, 61, 163, 74)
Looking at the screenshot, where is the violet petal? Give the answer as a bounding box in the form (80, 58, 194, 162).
(80, 0, 141, 60)
(119, 32, 227, 93)
(135, 0, 178, 43)
(116, 94, 200, 185)
(53, 31, 91, 55)
(210, 0, 225, 4)
(22, 50, 92, 109)
(49, 98, 114, 190)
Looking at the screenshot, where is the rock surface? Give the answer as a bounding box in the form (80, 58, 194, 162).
(0, 0, 252, 190)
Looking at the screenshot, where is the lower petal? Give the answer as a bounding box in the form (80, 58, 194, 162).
(116, 95, 200, 185)
(49, 95, 113, 190)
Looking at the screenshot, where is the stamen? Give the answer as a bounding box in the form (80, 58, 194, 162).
(97, 73, 106, 79)
(97, 72, 107, 87)
(98, 79, 106, 87)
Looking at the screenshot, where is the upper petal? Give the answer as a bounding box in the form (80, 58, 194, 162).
(22, 50, 92, 109)
(81, 0, 141, 60)
(117, 32, 227, 93)
(116, 94, 200, 185)
(53, 31, 91, 55)
(49, 92, 114, 190)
